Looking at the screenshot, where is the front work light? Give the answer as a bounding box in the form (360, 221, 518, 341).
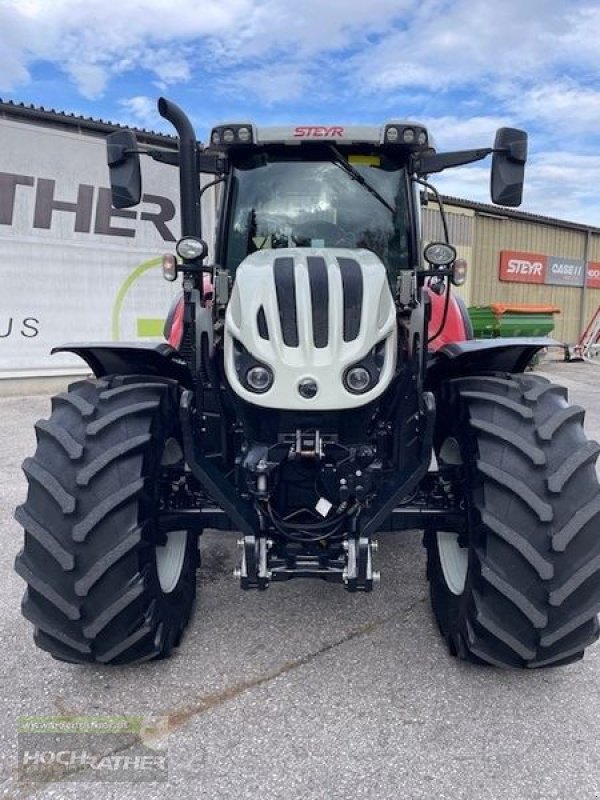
(424, 241, 457, 267)
(209, 124, 254, 147)
(383, 123, 428, 148)
(176, 236, 208, 261)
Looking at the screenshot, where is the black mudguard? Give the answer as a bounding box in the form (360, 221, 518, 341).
(425, 337, 562, 390)
(52, 342, 193, 387)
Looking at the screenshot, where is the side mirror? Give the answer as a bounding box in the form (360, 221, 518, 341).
(106, 130, 142, 208)
(491, 127, 528, 207)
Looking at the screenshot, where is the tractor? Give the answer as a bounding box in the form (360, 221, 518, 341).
(15, 98, 600, 668)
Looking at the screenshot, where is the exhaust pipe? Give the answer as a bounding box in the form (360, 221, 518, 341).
(157, 97, 202, 239)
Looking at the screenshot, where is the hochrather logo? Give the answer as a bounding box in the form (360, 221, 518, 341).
(0, 171, 176, 241)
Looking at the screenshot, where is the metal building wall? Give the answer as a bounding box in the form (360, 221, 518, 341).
(422, 203, 474, 304)
(584, 232, 600, 343)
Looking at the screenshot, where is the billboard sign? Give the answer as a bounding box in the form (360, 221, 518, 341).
(499, 250, 546, 284)
(586, 263, 600, 290)
(546, 256, 585, 287)
(0, 116, 216, 378)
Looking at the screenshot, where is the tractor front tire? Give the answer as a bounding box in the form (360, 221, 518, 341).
(426, 374, 600, 668)
(15, 377, 198, 665)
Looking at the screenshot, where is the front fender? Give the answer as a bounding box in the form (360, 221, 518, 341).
(52, 342, 193, 387)
(425, 337, 562, 389)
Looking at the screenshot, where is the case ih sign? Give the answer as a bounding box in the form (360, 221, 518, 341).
(500, 251, 600, 289)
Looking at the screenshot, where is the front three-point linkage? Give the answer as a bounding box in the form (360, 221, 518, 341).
(233, 534, 379, 592)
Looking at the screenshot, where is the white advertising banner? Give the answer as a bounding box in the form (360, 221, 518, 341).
(0, 117, 215, 377)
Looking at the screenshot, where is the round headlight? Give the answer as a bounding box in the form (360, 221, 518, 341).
(402, 127, 416, 144)
(223, 128, 235, 144)
(386, 126, 399, 143)
(424, 241, 457, 267)
(344, 366, 372, 394)
(237, 126, 251, 143)
(246, 365, 273, 393)
(417, 130, 428, 146)
(211, 130, 221, 146)
(176, 236, 208, 261)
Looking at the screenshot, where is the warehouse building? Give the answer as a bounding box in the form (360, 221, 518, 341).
(425, 199, 600, 345)
(1, 100, 599, 382)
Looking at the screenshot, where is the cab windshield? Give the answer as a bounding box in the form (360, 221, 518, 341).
(223, 149, 412, 284)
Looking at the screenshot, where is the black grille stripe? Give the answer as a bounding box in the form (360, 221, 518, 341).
(273, 257, 299, 347)
(307, 256, 329, 348)
(338, 257, 363, 342)
(257, 306, 269, 339)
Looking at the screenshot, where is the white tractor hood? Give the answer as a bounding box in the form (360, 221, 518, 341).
(224, 248, 397, 410)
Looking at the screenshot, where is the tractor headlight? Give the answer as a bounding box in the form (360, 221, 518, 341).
(233, 339, 273, 393)
(176, 236, 208, 261)
(344, 365, 372, 394)
(424, 241, 457, 267)
(245, 365, 273, 393)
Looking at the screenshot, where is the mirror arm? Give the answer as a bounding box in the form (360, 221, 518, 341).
(413, 147, 492, 176)
(107, 143, 180, 167)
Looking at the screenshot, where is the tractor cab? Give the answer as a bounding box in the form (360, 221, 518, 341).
(208, 121, 432, 289)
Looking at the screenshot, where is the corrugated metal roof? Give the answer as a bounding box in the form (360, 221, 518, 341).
(0, 98, 178, 147)
(441, 195, 600, 235)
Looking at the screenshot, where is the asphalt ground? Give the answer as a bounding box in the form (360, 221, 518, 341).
(1, 360, 600, 800)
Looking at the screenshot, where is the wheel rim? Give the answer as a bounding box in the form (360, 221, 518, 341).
(437, 531, 469, 595)
(155, 438, 188, 594)
(437, 436, 468, 596)
(156, 530, 188, 594)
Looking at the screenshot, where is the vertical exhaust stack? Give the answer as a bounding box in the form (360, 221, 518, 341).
(157, 97, 202, 239)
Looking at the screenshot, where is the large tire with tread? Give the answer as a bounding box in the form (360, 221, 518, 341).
(15, 376, 198, 664)
(426, 373, 600, 668)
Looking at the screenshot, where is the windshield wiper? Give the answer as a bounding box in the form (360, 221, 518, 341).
(329, 145, 396, 215)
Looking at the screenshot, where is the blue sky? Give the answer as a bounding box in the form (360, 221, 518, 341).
(2, 0, 600, 226)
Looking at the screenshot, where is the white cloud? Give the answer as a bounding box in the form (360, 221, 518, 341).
(1, 0, 599, 225)
(0, 0, 253, 95)
(422, 115, 515, 151)
(1, 0, 598, 110)
(506, 81, 600, 137)
(66, 63, 108, 100)
(217, 63, 316, 107)
(118, 95, 160, 128)
(348, 0, 596, 95)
